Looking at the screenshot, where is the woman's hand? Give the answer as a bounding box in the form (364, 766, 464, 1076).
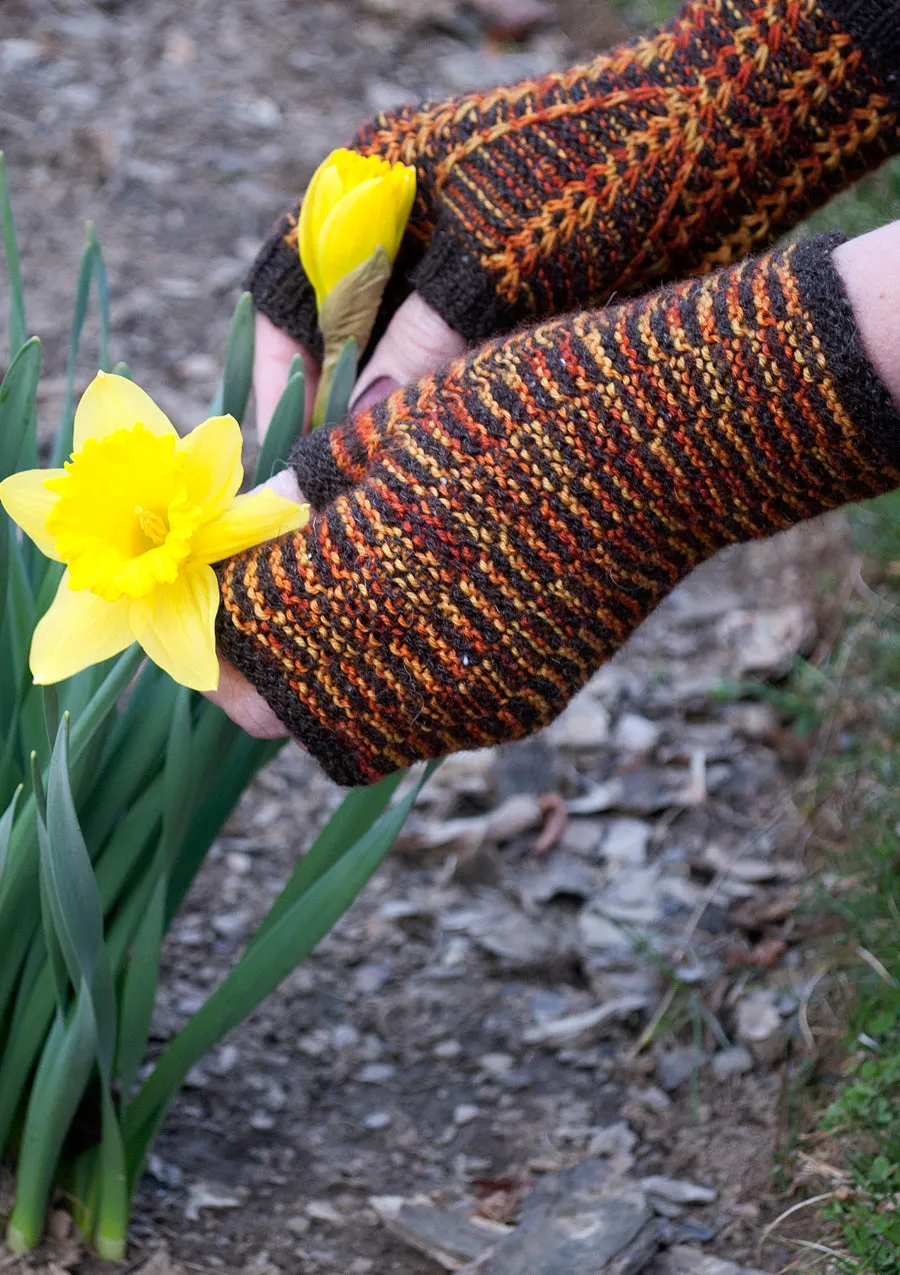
(253, 302, 465, 441)
(207, 467, 302, 738)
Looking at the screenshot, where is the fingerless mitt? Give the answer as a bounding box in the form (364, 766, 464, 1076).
(248, 0, 900, 351)
(217, 233, 900, 785)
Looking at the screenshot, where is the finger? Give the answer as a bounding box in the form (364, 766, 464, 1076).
(206, 659, 293, 739)
(259, 467, 306, 504)
(350, 292, 467, 413)
(253, 312, 320, 442)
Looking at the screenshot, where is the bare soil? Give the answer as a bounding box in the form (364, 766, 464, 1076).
(0, 2, 859, 1273)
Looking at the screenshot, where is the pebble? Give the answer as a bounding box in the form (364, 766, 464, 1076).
(225, 850, 252, 876)
(641, 1176, 717, 1205)
(364, 1111, 393, 1130)
(358, 1062, 396, 1084)
(434, 1039, 463, 1059)
(365, 79, 417, 113)
(213, 1044, 240, 1074)
(711, 1045, 754, 1081)
(453, 1103, 480, 1125)
(332, 1024, 360, 1050)
(735, 991, 782, 1043)
(212, 909, 252, 941)
(656, 1047, 705, 1093)
(559, 818, 606, 857)
(543, 694, 610, 749)
(286, 1215, 310, 1236)
(478, 1052, 515, 1076)
(602, 818, 651, 865)
(586, 1121, 638, 1159)
(613, 713, 661, 754)
(306, 1200, 342, 1224)
(633, 1085, 673, 1113)
(354, 962, 391, 996)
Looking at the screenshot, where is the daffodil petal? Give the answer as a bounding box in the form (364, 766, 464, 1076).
(299, 161, 345, 304)
(74, 372, 177, 451)
(0, 468, 65, 560)
(317, 176, 399, 297)
(191, 489, 309, 564)
(31, 572, 135, 683)
(332, 150, 391, 189)
(129, 564, 219, 692)
(388, 164, 417, 259)
(178, 414, 244, 521)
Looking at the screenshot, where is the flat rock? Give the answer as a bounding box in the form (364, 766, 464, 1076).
(544, 693, 611, 750)
(459, 1160, 658, 1274)
(371, 1196, 511, 1268)
(523, 995, 649, 1045)
(613, 714, 662, 755)
(651, 1246, 771, 1275)
(603, 819, 652, 865)
(529, 856, 603, 904)
(717, 604, 815, 678)
(640, 1177, 716, 1206)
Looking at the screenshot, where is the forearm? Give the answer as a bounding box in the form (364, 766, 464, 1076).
(251, 0, 900, 350)
(219, 228, 900, 784)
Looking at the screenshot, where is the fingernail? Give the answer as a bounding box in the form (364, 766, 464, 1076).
(350, 376, 400, 414)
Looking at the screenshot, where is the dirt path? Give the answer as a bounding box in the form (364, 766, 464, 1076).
(0, 2, 853, 1272)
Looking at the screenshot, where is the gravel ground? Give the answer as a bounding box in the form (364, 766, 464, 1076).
(0, 1, 856, 1272)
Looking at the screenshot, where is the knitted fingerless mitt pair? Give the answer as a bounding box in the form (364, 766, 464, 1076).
(249, 0, 900, 350)
(217, 235, 900, 786)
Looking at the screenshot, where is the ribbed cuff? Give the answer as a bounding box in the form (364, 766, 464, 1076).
(820, 0, 900, 111)
(413, 226, 519, 345)
(244, 219, 324, 362)
(290, 425, 364, 509)
(794, 231, 900, 467)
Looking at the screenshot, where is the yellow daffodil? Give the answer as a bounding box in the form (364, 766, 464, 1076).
(0, 372, 308, 691)
(299, 148, 416, 312)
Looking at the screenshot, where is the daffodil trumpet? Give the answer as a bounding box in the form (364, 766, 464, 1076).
(298, 148, 416, 429)
(0, 372, 308, 691)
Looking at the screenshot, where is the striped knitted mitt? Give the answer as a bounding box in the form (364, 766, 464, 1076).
(217, 234, 900, 786)
(248, 0, 900, 353)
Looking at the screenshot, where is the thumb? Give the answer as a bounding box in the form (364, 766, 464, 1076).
(350, 292, 467, 413)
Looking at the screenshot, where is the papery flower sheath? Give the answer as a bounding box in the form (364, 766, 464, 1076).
(299, 148, 416, 311)
(0, 372, 308, 691)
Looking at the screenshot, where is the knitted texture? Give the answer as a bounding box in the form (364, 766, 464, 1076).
(248, 0, 900, 349)
(218, 234, 900, 786)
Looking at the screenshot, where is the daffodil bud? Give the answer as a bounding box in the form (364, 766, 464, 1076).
(299, 149, 416, 356)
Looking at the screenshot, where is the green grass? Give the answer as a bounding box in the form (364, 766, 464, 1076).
(772, 489, 900, 1273)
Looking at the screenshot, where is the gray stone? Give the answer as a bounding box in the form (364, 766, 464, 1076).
(640, 1178, 716, 1206)
(711, 1046, 754, 1081)
(358, 1063, 396, 1084)
(479, 1052, 515, 1076)
(656, 1047, 705, 1093)
(544, 693, 611, 750)
(613, 714, 662, 755)
(735, 992, 782, 1044)
(651, 1245, 771, 1275)
(523, 996, 649, 1045)
(602, 819, 652, 865)
(459, 1160, 658, 1274)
